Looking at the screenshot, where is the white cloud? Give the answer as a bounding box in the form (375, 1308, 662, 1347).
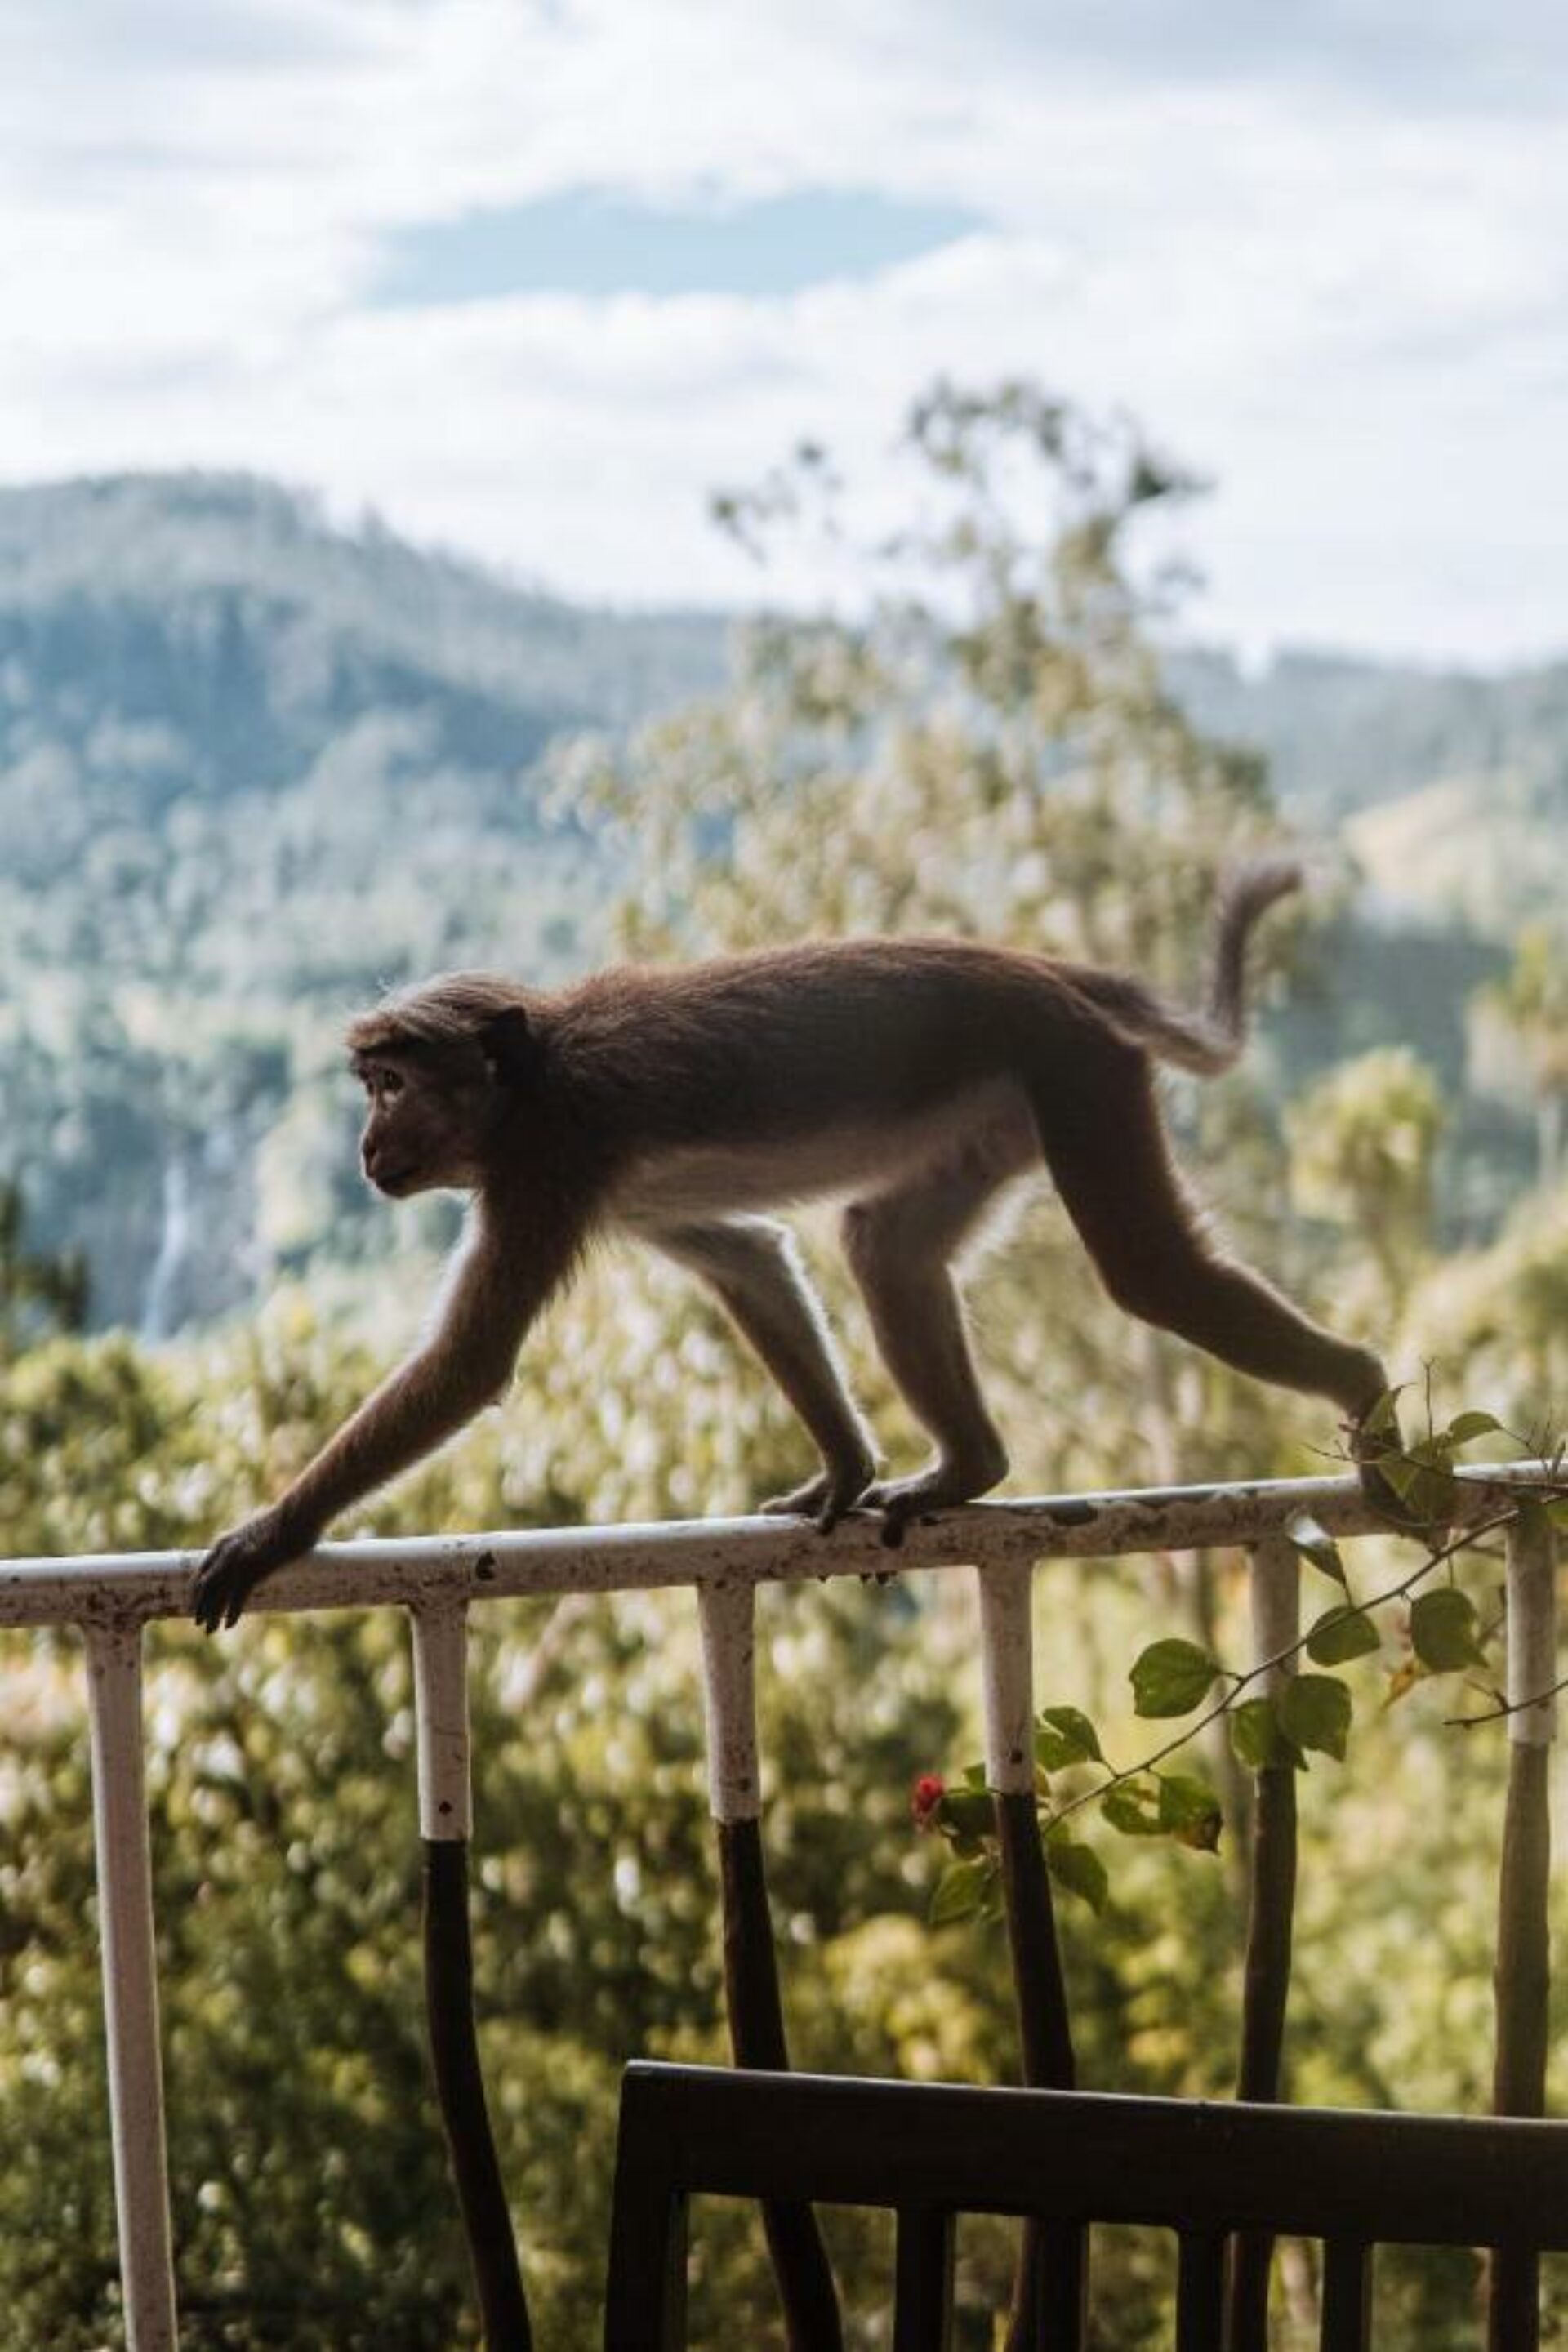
(1, 0, 1566, 662)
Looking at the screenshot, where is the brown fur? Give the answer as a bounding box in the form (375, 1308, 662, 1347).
(193, 863, 1389, 1628)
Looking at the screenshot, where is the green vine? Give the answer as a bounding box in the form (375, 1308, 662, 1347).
(915, 1400, 1568, 1926)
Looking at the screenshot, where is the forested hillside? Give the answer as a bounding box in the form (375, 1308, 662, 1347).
(0, 470, 1560, 1332)
(0, 475, 728, 1328)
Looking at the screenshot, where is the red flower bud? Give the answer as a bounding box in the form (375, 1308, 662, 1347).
(911, 1772, 946, 1830)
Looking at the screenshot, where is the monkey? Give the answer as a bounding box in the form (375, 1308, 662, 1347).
(193, 861, 1396, 1631)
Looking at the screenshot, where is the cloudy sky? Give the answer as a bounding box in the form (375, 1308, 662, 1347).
(2, 0, 1566, 664)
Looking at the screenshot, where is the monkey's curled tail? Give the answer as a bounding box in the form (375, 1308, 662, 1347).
(1075, 858, 1303, 1076)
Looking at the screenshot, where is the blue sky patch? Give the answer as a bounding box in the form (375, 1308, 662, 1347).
(372, 186, 983, 306)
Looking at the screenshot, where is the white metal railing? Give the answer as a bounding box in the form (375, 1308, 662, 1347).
(0, 1464, 1556, 2352)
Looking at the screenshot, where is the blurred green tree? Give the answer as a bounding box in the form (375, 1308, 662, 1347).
(1287, 1046, 1446, 1307)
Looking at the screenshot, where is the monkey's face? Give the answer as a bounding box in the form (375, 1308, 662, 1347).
(356, 1057, 491, 1196)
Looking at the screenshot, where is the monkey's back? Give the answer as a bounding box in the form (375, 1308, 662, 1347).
(540, 938, 1128, 1212)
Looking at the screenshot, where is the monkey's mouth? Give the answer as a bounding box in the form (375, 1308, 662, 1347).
(366, 1164, 415, 1197)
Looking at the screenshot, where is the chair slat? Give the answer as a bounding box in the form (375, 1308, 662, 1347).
(1486, 2247, 1540, 2352)
(893, 2205, 955, 2352)
(1176, 2231, 1226, 2352)
(1319, 2238, 1370, 2352)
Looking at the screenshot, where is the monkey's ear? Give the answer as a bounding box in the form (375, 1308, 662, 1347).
(479, 1006, 538, 1085)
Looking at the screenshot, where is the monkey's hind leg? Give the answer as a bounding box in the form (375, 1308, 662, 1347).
(1040, 1053, 1392, 1444)
(649, 1218, 878, 1530)
(842, 1115, 1035, 1546)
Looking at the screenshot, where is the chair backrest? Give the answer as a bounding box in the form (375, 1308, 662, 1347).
(604, 2062, 1568, 2350)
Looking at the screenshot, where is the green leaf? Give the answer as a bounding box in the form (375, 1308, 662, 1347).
(1361, 1388, 1404, 1444)
(929, 1857, 990, 1927)
(1374, 1450, 1423, 1499)
(1307, 1604, 1382, 1666)
(1228, 1697, 1301, 1773)
(1129, 1638, 1220, 1719)
(1446, 1410, 1503, 1446)
(1410, 1588, 1486, 1672)
(1381, 1440, 1460, 1525)
(1102, 1776, 1164, 1837)
(937, 1787, 994, 1842)
(1045, 1834, 1108, 1913)
(1286, 1511, 1348, 1588)
(1544, 1497, 1568, 1533)
(1034, 1704, 1104, 1771)
(1156, 1771, 1223, 1852)
(1280, 1673, 1353, 1762)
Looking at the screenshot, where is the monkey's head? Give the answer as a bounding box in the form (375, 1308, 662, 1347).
(346, 974, 540, 1198)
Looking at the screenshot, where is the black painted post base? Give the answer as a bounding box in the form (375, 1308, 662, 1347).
(715, 1815, 844, 2351)
(995, 1789, 1085, 2352)
(424, 1838, 532, 2352)
(1227, 1755, 1298, 2352)
(1488, 1736, 1552, 2352)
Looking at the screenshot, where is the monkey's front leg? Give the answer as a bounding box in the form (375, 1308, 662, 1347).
(647, 1218, 878, 1533)
(192, 1337, 507, 1631)
(192, 1334, 513, 1631)
(840, 1183, 1011, 1548)
(193, 1220, 577, 1631)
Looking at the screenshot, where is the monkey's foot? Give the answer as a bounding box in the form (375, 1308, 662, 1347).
(866, 1452, 1004, 1550)
(1348, 1395, 1431, 1532)
(760, 1458, 877, 1535)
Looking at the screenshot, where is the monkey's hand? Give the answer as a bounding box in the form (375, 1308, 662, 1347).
(193, 1506, 318, 1633)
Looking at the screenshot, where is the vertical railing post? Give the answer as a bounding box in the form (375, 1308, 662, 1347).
(1487, 1507, 1558, 2352)
(412, 1600, 530, 2351)
(697, 1575, 843, 2351)
(977, 1558, 1083, 2352)
(1228, 1533, 1300, 2352)
(84, 1617, 178, 2352)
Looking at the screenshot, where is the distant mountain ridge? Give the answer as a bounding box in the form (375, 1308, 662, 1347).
(0, 470, 729, 822)
(6, 466, 1566, 830)
(0, 471, 730, 710)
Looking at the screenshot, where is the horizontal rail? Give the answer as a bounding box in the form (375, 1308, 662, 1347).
(612, 2062, 1568, 2250)
(0, 1463, 1548, 1629)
